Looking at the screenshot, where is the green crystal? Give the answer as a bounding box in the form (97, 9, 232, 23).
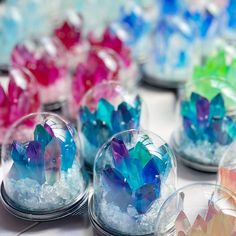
(34, 124, 53, 150)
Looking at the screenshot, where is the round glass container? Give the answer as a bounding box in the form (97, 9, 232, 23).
(77, 81, 146, 169)
(172, 76, 236, 172)
(89, 129, 177, 235)
(155, 183, 236, 236)
(0, 112, 89, 221)
(11, 37, 69, 110)
(0, 66, 40, 144)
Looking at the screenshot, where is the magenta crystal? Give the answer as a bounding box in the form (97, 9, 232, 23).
(88, 28, 132, 68)
(54, 13, 83, 50)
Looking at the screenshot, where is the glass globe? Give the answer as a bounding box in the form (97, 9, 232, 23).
(89, 129, 177, 235)
(11, 37, 69, 110)
(218, 141, 236, 200)
(1, 112, 89, 221)
(77, 81, 147, 169)
(172, 76, 236, 172)
(65, 46, 139, 121)
(155, 183, 236, 236)
(0, 66, 40, 144)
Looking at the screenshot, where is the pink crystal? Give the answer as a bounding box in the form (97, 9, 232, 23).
(11, 42, 67, 87)
(0, 68, 40, 143)
(192, 214, 207, 232)
(175, 210, 191, 234)
(88, 28, 132, 68)
(72, 48, 120, 103)
(54, 14, 83, 50)
(206, 201, 218, 222)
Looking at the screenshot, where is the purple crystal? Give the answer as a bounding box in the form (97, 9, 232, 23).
(111, 138, 129, 164)
(26, 141, 45, 184)
(196, 95, 210, 123)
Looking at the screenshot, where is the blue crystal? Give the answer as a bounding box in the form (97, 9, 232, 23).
(142, 158, 160, 185)
(103, 166, 132, 211)
(79, 96, 142, 166)
(210, 93, 225, 119)
(133, 183, 160, 214)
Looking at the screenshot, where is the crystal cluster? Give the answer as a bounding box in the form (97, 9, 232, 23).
(88, 28, 132, 68)
(11, 42, 67, 87)
(111, 2, 150, 46)
(0, 70, 40, 128)
(102, 136, 172, 214)
(175, 202, 236, 236)
(193, 47, 236, 87)
(219, 167, 236, 198)
(9, 118, 76, 185)
(181, 92, 236, 145)
(54, 12, 83, 51)
(79, 96, 141, 166)
(72, 49, 120, 105)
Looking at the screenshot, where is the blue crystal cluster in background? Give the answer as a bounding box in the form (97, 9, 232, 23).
(9, 120, 76, 185)
(79, 96, 141, 166)
(102, 136, 172, 214)
(111, 2, 151, 46)
(181, 92, 236, 145)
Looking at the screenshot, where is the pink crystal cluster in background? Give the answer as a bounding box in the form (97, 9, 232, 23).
(0, 68, 40, 143)
(11, 39, 69, 105)
(175, 202, 236, 236)
(219, 167, 236, 199)
(88, 28, 132, 68)
(54, 12, 83, 51)
(68, 48, 121, 119)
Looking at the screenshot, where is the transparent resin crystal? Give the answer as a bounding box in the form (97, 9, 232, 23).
(0, 66, 40, 144)
(218, 141, 236, 201)
(11, 37, 69, 107)
(89, 129, 177, 235)
(77, 81, 146, 169)
(172, 76, 236, 172)
(1, 112, 89, 219)
(155, 183, 236, 236)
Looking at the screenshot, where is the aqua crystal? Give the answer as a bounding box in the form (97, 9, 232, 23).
(102, 136, 172, 214)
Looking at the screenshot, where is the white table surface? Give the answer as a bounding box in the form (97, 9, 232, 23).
(0, 85, 217, 236)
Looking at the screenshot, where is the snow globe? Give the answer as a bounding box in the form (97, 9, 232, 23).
(155, 183, 236, 236)
(77, 81, 146, 170)
(218, 141, 236, 202)
(171, 76, 236, 172)
(11, 37, 69, 111)
(89, 129, 177, 235)
(0, 112, 89, 221)
(0, 66, 40, 145)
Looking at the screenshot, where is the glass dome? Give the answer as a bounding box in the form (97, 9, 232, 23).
(1, 112, 89, 221)
(89, 129, 177, 235)
(172, 76, 236, 172)
(218, 141, 236, 200)
(0, 66, 40, 144)
(65, 46, 139, 121)
(155, 183, 236, 236)
(77, 81, 147, 169)
(11, 37, 69, 110)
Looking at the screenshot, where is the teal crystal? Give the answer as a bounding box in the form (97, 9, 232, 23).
(79, 96, 142, 166)
(102, 136, 172, 214)
(9, 119, 76, 185)
(181, 92, 236, 145)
